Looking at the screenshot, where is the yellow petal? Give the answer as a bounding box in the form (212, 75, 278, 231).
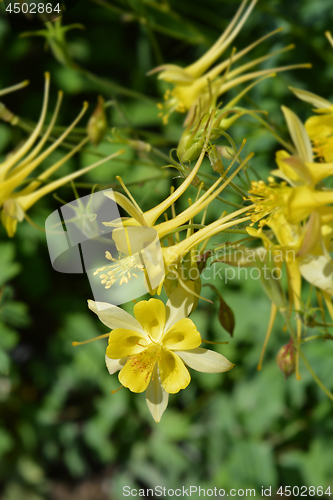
(299, 253, 333, 295)
(155, 65, 195, 84)
(118, 354, 155, 393)
(164, 281, 196, 331)
(1, 198, 25, 237)
(112, 226, 158, 256)
(281, 106, 313, 163)
(305, 112, 333, 142)
(176, 347, 234, 373)
(133, 299, 166, 341)
(162, 318, 201, 350)
(313, 136, 333, 162)
(1, 208, 18, 237)
(304, 160, 333, 184)
(88, 300, 144, 332)
(297, 211, 321, 257)
(275, 150, 302, 184)
(287, 186, 333, 224)
(158, 349, 191, 394)
(105, 354, 127, 374)
(289, 87, 332, 109)
(106, 329, 148, 359)
(145, 364, 169, 423)
(279, 154, 313, 186)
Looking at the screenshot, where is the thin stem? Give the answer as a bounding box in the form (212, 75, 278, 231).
(302, 333, 333, 342)
(283, 313, 333, 402)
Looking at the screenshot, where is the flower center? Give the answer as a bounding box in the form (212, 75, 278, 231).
(313, 136, 333, 162)
(248, 178, 290, 226)
(129, 344, 162, 381)
(93, 251, 145, 289)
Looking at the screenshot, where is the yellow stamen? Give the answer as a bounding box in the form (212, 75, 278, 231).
(129, 345, 162, 381)
(93, 252, 145, 289)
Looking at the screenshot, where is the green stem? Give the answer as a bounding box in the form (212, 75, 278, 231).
(298, 349, 333, 402)
(79, 67, 155, 103)
(302, 333, 333, 342)
(283, 314, 333, 402)
(252, 114, 296, 154)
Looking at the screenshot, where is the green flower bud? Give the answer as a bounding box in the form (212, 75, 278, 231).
(177, 105, 251, 163)
(87, 96, 108, 146)
(276, 342, 295, 379)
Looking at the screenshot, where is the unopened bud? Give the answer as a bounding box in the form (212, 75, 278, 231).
(276, 342, 295, 379)
(128, 140, 151, 153)
(87, 96, 108, 146)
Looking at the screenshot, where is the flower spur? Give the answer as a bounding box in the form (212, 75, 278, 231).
(0, 73, 123, 236)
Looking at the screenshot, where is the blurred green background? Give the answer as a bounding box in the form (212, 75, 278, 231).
(1, 0, 333, 498)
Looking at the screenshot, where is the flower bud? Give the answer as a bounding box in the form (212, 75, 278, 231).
(127, 140, 151, 153)
(276, 342, 295, 379)
(87, 96, 108, 146)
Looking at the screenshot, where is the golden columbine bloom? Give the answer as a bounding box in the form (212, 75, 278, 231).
(148, 0, 310, 123)
(248, 105, 333, 291)
(0, 73, 122, 237)
(88, 284, 234, 422)
(246, 102, 333, 378)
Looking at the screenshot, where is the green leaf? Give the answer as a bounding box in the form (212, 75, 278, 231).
(203, 283, 235, 336)
(0, 243, 21, 287)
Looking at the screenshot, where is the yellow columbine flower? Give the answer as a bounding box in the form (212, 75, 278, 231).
(267, 105, 333, 225)
(246, 103, 333, 377)
(0, 73, 122, 237)
(148, 0, 310, 123)
(88, 285, 234, 422)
